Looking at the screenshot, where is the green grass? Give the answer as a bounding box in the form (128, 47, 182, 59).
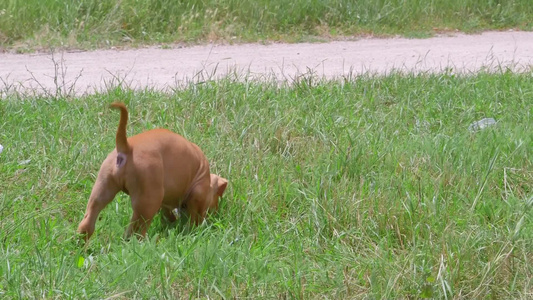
(1, 0, 533, 51)
(0, 72, 532, 298)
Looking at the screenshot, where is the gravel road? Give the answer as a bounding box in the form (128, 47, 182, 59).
(1, 31, 532, 95)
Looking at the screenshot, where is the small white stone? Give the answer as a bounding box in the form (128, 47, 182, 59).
(172, 208, 180, 219)
(469, 118, 496, 132)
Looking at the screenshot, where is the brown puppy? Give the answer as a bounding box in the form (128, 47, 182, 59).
(77, 103, 227, 240)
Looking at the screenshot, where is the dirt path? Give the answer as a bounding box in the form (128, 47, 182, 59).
(1, 31, 532, 95)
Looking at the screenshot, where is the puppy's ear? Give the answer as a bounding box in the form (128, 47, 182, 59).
(217, 177, 228, 197)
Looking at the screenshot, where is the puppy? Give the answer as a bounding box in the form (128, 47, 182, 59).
(77, 102, 227, 240)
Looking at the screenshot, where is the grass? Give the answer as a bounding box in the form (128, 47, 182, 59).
(1, 0, 533, 51)
(0, 71, 532, 298)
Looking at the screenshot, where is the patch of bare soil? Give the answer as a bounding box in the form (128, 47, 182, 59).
(1, 31, 532, 95)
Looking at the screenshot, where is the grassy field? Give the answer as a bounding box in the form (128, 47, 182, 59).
(1, 0, 532, 51)
(0, 72, 532, 298)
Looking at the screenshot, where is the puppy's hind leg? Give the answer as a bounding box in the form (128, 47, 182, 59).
(77, 175, 120, 241)
(124, 193, 163, 239)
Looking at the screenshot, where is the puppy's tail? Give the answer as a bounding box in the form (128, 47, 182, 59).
(110, 102, 131, 154)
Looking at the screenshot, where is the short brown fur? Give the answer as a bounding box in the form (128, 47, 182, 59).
(77, 102, 227, 241)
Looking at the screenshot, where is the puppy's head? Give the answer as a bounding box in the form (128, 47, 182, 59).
(209, 174, 228, 210)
